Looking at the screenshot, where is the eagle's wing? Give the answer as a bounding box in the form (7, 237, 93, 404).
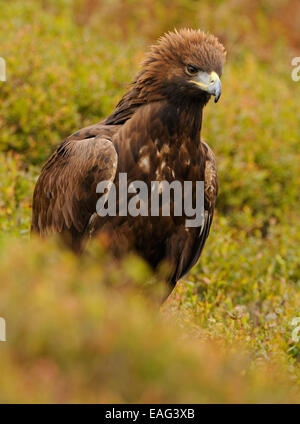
(31, 135, 118, 249)
(194, 141, 218, 259)
(172, 141, 218, 283)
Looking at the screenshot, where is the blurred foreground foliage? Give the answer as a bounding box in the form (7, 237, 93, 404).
(0, 237, 299, 403)
(0, 0, 300, 403)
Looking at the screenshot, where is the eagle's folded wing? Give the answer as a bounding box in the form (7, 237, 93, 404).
(31, 136, 118, 238)
(174, 141, 218, 281)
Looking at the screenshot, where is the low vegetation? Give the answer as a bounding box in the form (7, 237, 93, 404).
(0, 0, 299, 403)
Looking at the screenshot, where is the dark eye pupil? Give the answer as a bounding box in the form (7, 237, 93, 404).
(187, 65, 197, 74)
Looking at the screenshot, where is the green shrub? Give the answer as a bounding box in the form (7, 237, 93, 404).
(0, 237, 299, 403)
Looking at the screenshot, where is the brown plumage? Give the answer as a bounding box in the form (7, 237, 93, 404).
(32, 29, 226, 296)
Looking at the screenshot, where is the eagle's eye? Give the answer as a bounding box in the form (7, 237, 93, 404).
(185, 64, 198, 76)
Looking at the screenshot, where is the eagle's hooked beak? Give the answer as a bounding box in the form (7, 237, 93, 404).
(191, 71, 222, 103)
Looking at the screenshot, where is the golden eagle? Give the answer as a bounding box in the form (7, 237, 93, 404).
(32, 29, 226, 295)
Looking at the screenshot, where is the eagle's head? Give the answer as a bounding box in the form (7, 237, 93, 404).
(139, 28, 226, 104)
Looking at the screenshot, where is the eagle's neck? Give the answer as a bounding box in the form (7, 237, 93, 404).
(107, 91, 203, 134)
(174, 100, 204, 141)
(105, 79, 207, 147)
(105, 83, 161, 125)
